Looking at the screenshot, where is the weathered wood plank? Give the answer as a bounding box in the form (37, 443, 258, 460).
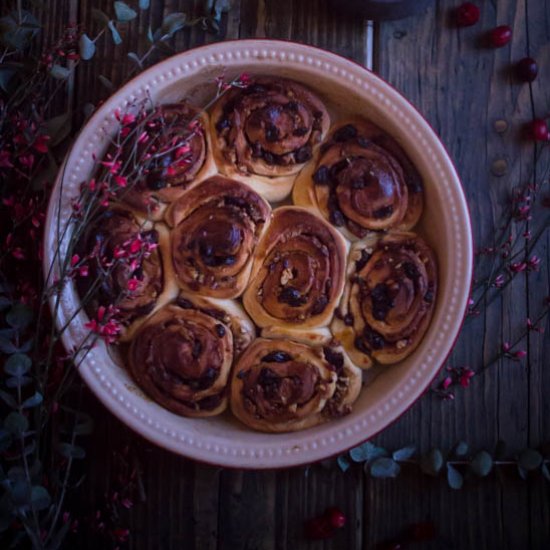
(372, 0, 548, 548)
(525, 0, 550, 547)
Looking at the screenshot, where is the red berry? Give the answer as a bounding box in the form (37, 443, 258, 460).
(531, 119, 549, 141)
(304, 517, 335, 540)
(456, 2, 480, 27)
(490, 25, 512, 47)
(325, 507, 347, 529)
(516, 57, 538, 82)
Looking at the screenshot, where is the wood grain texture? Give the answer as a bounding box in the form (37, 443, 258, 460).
(375, 1, 549, 549)
(35, 0, 550, 548)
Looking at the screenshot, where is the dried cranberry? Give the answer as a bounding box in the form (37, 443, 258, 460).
(355, 249, 372, 271)
(294, 145, 312, 163)
(192, 340, 203, 359)
(363, 326, 385, 349)
(531, 119, 549, 141)
(313, 165, 330, 184)
(490, 25, 512, 48)
(311, 295, 329, 314)
(516, 57, 538, 82)
(216, 117, 231, 132)
(278, 286, 307, 306)
(455, 2, 480, 27)
(323, 347, 344, 370)
(263, 151, 275, 164)
(333, 124, 357, 142)
(373, 205, 394, 219)
(265, 123, 279, 142)
(329, 209, 345, 227)
(293, 127, 309, 137)
(262, 351, 292, 363)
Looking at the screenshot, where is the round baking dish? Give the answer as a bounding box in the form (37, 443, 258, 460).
(43, 40, 473, 468)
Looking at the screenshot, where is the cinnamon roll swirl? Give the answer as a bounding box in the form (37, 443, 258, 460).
(211, 76, 330, 201)
(115, 102, 216, 220)
(128, 295, 251, 418)
(230, 338, 361, 432)
(332, 231, 437, 367)
(243, 207, 347, 330)
(293, 120, 423, 239)
(166, 176, 272, 299)
(76, 208, 175, 342)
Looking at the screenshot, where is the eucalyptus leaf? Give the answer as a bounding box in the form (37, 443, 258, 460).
(420, 448, 443, 476)
(0, 337, 17, 354)
(541, 463, 550, 482)
(161, 12, 188, 37)
(44, 112, 72, 146)
(453, 441, 469, 457)
(4, 353, 31, 376)
(91, 8, 110, 25)
(470, 451, 493, 477)
(49, 64, 71, 80)
(83, 102, 95, 119)
(127, 52, 143, 69)
(370, 457, 401, 478)
(337, 455, 350, 473)
(0, 389, 17, 409)
(147, 25, 154, 43)
(9, 479, 31, 506)
(446, 463, 464, 489)
(31, 486, 51, 510)
(6, 304, 33, 330)
(0, 11, 40, 50)
(517, 465, 527, 480)
(57, 442, 86, 459)
(139, 0, 150, 8)
(98, 74, 114, 90)
(518, 448, 543, 471)
(107, 21, 122, 45)
(0, 296, 11, 310)
(349, 441, 387, 463)
(79, 33, 96, 60)
(4, 412, 29, 435)
(114, 1, 138, 22)
(392, 445, 416, 462)
(204, 17, 220, 34)
(22, 392, 43, 409)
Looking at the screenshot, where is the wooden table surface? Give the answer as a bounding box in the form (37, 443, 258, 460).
(41, 1, 549, 548)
